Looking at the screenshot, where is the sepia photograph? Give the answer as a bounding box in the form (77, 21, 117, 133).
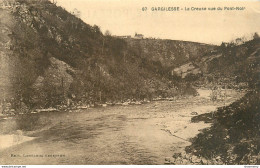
(0, 0, 259, 166)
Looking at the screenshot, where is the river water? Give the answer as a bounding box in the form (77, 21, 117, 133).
(0, 90, 242, 165)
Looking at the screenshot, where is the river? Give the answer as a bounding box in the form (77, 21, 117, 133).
(0, 89, 243, 165)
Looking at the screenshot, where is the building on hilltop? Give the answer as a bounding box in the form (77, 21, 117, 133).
(134, 33, 144, 39)
(114, 35, 131, 39)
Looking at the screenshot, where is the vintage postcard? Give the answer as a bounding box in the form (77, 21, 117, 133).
(0, 0, 259, 166)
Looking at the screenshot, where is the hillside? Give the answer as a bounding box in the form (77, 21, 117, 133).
(169, 37, 260, 87)
(0, 0, 216, 111)
(125, 38, 215, 69)
(184, 38, 260, 164)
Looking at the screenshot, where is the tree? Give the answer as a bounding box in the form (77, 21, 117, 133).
(93, 25, 101, 34)
(104, 30, 111, 36)
(253, 32, 259, 40)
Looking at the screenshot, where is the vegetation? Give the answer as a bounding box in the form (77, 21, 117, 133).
(186, 37, 260, 165)
(186, 90, 260, 164)
(1, 0, 205, 111)
(1, 0, 259, 165)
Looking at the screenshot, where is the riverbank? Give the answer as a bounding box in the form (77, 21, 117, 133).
(0, 89, 244, 164)
(185, 90, 260, 165)
(0, 87, 242, 118)
(0, 133, 35, 151)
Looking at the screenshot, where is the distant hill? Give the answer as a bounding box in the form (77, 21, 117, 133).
(125, 38, 215, 69)
(168, 37, 260, 88)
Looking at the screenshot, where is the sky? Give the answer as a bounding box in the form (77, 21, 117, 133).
(55, 0, 260, 45)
